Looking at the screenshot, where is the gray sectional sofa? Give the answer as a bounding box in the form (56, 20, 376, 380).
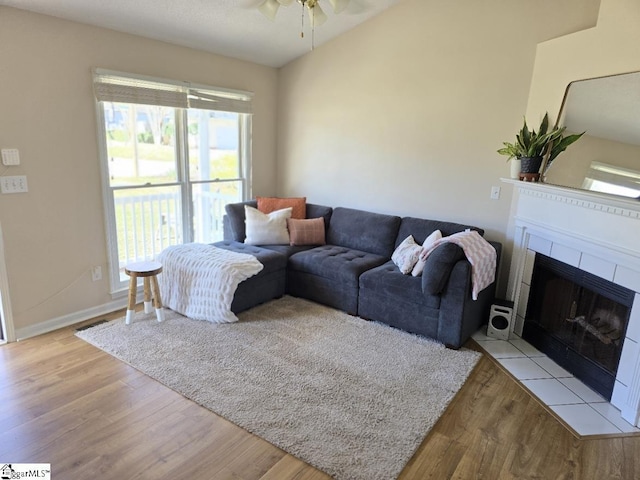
(214, 200, 501, 349)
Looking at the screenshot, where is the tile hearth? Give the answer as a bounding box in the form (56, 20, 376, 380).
(473, 329, 640, 437)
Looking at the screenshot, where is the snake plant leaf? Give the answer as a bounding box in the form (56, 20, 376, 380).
(522, 120, 531, 146)
(539, 113, 549, 135)
(549, 132, 585, 162)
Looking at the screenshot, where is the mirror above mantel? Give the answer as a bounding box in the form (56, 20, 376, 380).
(542, 71, 640, 200)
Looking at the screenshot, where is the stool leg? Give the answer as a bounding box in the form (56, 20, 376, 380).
(126, 274, 137, 325)
(150, 274, 165, 322)
(143, 277, 153, 314)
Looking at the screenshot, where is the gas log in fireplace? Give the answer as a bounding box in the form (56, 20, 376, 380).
(524, 254, 635, 400)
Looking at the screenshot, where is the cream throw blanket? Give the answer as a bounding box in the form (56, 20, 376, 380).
(157, 243, 264, 323)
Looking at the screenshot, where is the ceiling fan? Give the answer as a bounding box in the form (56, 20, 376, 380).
(258, 0, 352, 46)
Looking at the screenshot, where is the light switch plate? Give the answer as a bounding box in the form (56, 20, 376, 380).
(1, 149, 20, 166)
(0, 175, 28, 193)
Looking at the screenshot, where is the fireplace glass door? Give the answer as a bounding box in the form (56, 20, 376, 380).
(524, 254, 634, 400)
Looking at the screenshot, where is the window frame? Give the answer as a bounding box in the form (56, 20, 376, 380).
(93, 69, 253, 296)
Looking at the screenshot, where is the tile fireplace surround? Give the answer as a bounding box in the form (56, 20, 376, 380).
(501, 179, 640, 435)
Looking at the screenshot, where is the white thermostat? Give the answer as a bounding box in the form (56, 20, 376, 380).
(2, 148, 20, 166)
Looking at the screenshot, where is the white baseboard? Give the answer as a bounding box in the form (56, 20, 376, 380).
(15, 297, 128, 341)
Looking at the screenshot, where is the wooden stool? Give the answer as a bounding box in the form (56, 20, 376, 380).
(124, 260, 165, 325)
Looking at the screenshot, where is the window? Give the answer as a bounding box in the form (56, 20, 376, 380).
(94, 70, 253, 292)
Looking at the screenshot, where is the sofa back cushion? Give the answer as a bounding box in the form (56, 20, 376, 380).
(225, 200, 258, 242)
(395, 217, 484, 248)
(326, 207, 401, 257)
(224, 201, 332, 242)
(306, 204, 333, 230)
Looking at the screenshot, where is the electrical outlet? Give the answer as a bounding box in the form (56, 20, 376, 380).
(490, 186, 501, 200)
(91, 266, 102, 282)
(0, 175, 28, 193)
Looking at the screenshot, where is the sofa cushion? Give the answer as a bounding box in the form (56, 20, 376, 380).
(212, 241, 288, 274)
(359, 261, 441, 310)
(326, 207, 401, 258)
(422, 243, 465, 294)
(225, 200, 257, 242)
(395, 217, 483, 248)
(257, 196, 306, 219)
(306, 203, 333, 228)
(259, 244, 316, 258)
(287, 217, 326, 246)
(244, 206, 291, 245)
(288, 245, 388, 287)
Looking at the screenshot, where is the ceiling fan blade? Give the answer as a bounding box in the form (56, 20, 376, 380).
(258, 0, 280, 20)
(328, 0, 350, 14)
(309, 3, 328, 26)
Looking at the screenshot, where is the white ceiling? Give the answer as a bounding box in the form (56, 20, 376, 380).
(0, 0, 403, 68)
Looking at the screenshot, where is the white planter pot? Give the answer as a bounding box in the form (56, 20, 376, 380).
(510, 158, 521, 179)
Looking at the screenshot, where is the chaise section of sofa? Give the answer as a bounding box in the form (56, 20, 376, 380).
(212, 242, 288, 314)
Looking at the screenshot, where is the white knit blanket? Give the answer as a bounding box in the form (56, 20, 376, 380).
(157, 243, 264, 323)
(420, 230, 496, 300)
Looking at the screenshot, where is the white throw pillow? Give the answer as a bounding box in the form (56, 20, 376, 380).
(392, 235, 423, 274)
(244, 206, 292, 245)
(411, 230, 443, 277)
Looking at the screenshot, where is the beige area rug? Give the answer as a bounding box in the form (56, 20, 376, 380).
(76, 296, 481, 480)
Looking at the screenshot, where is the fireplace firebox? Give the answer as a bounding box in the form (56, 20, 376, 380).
(523, 254, 635, 400)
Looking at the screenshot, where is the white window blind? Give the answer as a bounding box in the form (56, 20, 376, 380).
(93, 69, 253, 114)
(188, 89, 252, 114)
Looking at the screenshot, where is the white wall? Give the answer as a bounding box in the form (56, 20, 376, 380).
(0, 7, 278, 336)
(276, 0, 599, 293)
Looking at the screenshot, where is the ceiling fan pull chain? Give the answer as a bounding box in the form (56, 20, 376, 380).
(301, 1, 305, 38)
(311, 10, 315, 50)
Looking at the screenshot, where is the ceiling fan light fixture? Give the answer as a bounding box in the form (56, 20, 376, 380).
(258, 0, 280, 21)
(258, 0, 352, 49)
(308, 3, 328, 27)
(328, 0, 349, 14)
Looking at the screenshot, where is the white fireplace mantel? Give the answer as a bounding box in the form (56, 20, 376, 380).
(503, 179, 640, 426)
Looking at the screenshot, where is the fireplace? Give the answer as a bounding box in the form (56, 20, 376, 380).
(523, 253, 634, 400)
(504, 179, 640, 427)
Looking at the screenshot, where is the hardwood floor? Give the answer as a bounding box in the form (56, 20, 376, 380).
(1, 311, 639, 479)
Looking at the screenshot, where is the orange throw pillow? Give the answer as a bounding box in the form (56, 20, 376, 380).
(287, 217, 326, 246)
(257, 196, 306, 219)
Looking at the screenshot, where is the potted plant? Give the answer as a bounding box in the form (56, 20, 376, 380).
(498, 113, 584, 178)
